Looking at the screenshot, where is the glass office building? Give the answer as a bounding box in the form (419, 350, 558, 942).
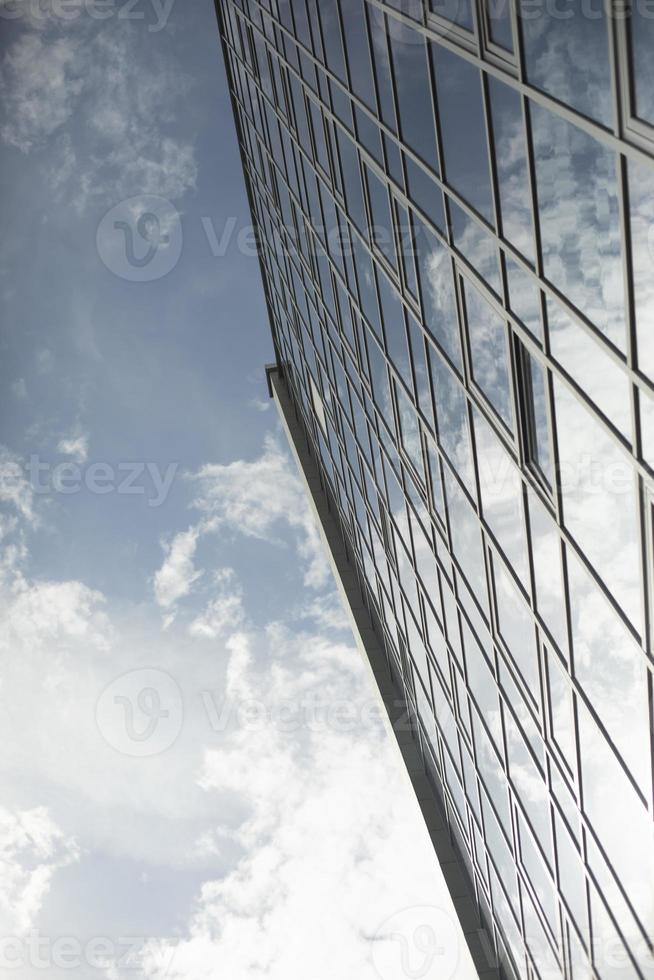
(216, 2, 654, 979)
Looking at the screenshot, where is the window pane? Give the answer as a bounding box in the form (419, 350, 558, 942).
(428, 0, 475, 31)
(365, 3, 396, 130)
(415, 216, 462, 369)
(521, 0, 612, 125)
(396, 382, 424, 476)
(527, 489, 567, 656)
(547, 297, 631, 441)
(430, 349, 474, 485)
(451, 201, 502, 297)
(568, 548, 651, 800)
(494, 557, 539, 692)
(628, 11, 654, 126)
(464, 279, 514, 430)
(554, 378, 641, 630)
(340, 0, 377, 111)
(389, 25, 440, 173)
(629, 157, 654, 383)
(317, 0, 347, 81)
(526, 352, 552, 484)
(578, 702, 654, 939)
(506, 257, 543, 342)
(444, 468, 490, 616)
(486, 0, 514, 52)
(474, 408, 529, 586)
(365, 165, 397, 269)
(531, 103, 625, 352)
(488, 77, 534, 261)
(431, 45, 494, 223)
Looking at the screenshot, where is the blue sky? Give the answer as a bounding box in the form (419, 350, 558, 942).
(0, 3, 479, 978)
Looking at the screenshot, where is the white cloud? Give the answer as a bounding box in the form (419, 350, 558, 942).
(57, 431, 88, 464)
(0, 446, 34, 523)
(0, 805, 79, 937)
(189, 568, 245, 640)
(132, 626, 477, 980)
(153, 525, 203, 614)
(0, 440, 477, 980)
(0, 33, 82, 152)
(190, 436, 330, 590)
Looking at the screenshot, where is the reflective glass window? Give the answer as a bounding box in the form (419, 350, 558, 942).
(521, 348, 553, 485)
(464, 278, 515, 430)
(431, 45, 494, 223)
(415, 216, 462, 369)
(445, 468, 490, 616)
(494, 556, 539, 693)
(389, 26, 440, 173)
(547, 297, 631, 442)
(365, 165, 397, 269)
(485, 0, 514, 52)
(578, 702, 654, 937)
(340, 0, 377, 111)
(629, 157, 654, 383)
(337, 128, 366, 233)
(451, 202, 502, 297)
(554, 378, 641, 630)
(488, 77, 534, 262)
(428, 0, 475, 30)
(521, 0, 612, 125)
(527, 489, 567, 656)
(629, 12, 654, 126)
(506, 257, 543, 342)
(430, 350, 475, 486)
(317, 0, 347, 81)
(531, 104, 625, 352)
(568, 548, 651, 800)
(474, 408, 529, 587)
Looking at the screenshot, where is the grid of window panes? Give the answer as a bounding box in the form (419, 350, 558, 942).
(217, 2, 654, 980)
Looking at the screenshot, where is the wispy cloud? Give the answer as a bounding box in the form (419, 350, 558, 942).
(0, 13, 198, 210)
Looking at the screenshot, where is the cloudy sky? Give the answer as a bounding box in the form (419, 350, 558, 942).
(0, 2, 478, 977)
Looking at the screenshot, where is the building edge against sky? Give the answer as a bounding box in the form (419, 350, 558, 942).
(214, 3, 654, 980)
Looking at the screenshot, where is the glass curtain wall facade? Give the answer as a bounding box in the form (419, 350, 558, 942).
(216, 2, 654, 980)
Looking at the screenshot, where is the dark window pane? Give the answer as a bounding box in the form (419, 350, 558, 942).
(317, 0, 347, 82)
(366, 3, 397, 130)
(431, 45, 494, 223)
(485, 0, 513, 52)
(389, 26, 440, 173)
(365, 165, 397, 268)
(520, 0, 612, 126)
(428, 0, 474, 31)
(341, 0, 377, 111)
(337, 128, 366, 233)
